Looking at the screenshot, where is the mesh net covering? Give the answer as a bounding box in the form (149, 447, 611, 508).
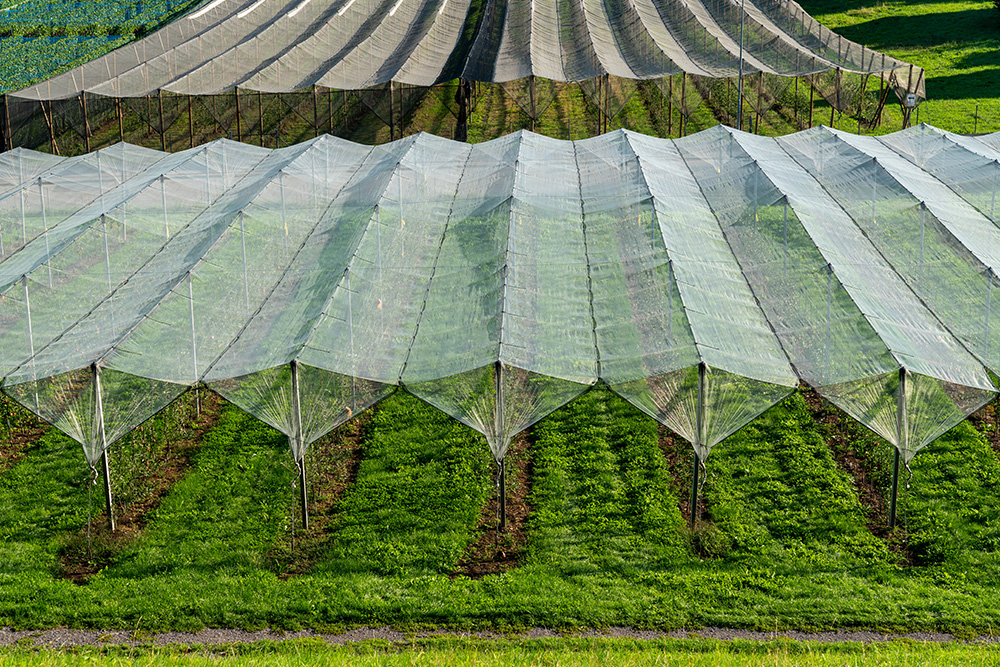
(1, 124, 997, 468)
(6, 0, 923, 101)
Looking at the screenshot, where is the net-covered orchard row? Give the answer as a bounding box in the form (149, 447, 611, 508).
(0, 123, 996, 525)
(1, 0, 925, 152)
(2, 70, 911, 155)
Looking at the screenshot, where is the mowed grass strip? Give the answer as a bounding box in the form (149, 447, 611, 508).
(4, 637, 1000, 667)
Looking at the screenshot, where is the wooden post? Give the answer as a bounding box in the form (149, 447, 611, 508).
(92, 362, 116, 532)
(41, 100, 58, 154)
(1, 94, 10, 151)
(312, 85, 319, 138)
(235, 89, 243, 143)
(258, 91, 265, 146)
(389, 81, 396, 141)
(188, 95, 195, 148)
(116, 96, 125, 144)
(81, 92, 92, 152)
(830, 68, 839, 127)
(158, 89, 166, 151)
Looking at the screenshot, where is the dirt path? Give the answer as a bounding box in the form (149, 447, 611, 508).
(1, 626, 997, 648)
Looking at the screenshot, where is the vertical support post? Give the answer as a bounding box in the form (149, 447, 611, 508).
(291, 359, 308, 529)
(235, 89, 243, 143)
(825, 265, 832, 374)
(782, 198, 788, 279)
(830, 69, 839, 127)
(736, 0, 745, 131)
(1, 94, 10, 151)
(755, 72, 763, 133)
(22, 275, 38, 413)
(667, 76, 673, 136)
(188, 96, 195, 148)
(81, 92, 92, 153)
(116, 96, 125, 144)
(187, 271, 200, 415)
(259, 91, 265, 147)
(389, 81, 396, 141)
(496, 360, 506, 532)
(456, 78, 469, 142)
(42, 100, 57, 154)
(93, 363, 116, 532)
(38, 178, 52, 288)
(313, 85, 320, 138)
(529, 75, 536, 132)
(680, 74, 687, 137)
(808, 76, 814, 128)
(158, 89, 166, 151)
(690, 361, 706, 530)
(889, 367, 906, 529)
(240, 211, 250, 312)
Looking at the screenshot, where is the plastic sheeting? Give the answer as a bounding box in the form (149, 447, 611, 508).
(8, 0, 923, 100)
(0, 124, 994, 470)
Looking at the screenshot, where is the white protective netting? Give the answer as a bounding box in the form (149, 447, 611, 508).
(7, 0, 923, 100)
(0, 124, 996, 470)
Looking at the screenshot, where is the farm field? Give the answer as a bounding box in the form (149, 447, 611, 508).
(1, 385, 1000, 634)
(4, 637, 1000, 666)
(3, 0, 1000, 661)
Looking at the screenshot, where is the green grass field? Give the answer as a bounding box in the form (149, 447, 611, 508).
(3, 0, 1000, 661)
(5, 637, 1000, 666)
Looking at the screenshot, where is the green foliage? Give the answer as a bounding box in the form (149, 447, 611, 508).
(315, 393, 492, 576)
(0, 0, 203, 92)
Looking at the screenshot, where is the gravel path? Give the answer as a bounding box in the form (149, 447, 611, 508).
(2, 626, 998, 648)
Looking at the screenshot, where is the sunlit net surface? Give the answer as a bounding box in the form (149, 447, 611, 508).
(0, 124, 995, 471)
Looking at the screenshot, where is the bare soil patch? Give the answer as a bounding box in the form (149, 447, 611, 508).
(455, 430, 534, 578)
(265, 413, 370, 578)
(59, 390, 223, 583)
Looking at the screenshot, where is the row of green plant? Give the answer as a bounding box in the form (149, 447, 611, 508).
(2, 383, 1000, 632)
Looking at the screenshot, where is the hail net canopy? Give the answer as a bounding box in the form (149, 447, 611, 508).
(7, 0, 923, 98)
(0, 124, 993, 472)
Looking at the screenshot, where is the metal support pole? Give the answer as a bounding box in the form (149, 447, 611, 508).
(187, 272, 200, 415)
(291, 359, 308, 530)
(690, 361, 706, 530)
(736, 0, 745, 131)
(496, 359, 507, 532)
(689, 450, 700, 530)
(93, 363, 116, 532)
(889, 367, 906, 529)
